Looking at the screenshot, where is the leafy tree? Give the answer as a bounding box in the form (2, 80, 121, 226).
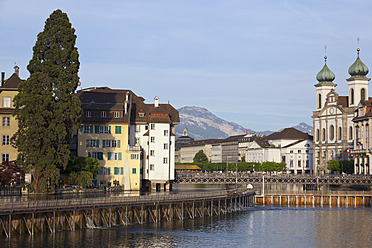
(327, 160, 340, 173)
(12, 9, 82, 193)
(62, 157, 100, 188)
(193, 150, 208, 163)
(328, 160, 354, 174)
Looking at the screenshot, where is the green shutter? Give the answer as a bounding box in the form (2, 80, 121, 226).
(86, 140, 90, 147)
(109, 125, 111, 134)
(98, 152, 103, 160)
(114, 167, 117, 175)
(107, 152, 111, 160)
(90, 125, 93, 133)
(115, 126, 122, 134)
(132, 168, 136, 174)
(108, 167, 111, 175)
(80, 125, 84, 133)
(120, 167, 124, 175)
(117, 140, 120, 148)
(88, 152, 91, 158)
(102, 140, 106, 148)
(118, 152, 122, 160)
(95, 125, 99, 134)
(96, 140, 99, 147)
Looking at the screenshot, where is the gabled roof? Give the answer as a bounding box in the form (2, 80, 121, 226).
(264, 128, 311, 140)
(180, 139, 223, 148)
(222, 134, 246, 143)
(0, 73, 25, 90)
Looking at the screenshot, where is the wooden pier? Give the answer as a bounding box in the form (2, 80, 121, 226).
(255, 191, 372, 207)
(0, 189, 255, 237)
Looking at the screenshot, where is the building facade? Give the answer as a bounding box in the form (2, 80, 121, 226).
(351, 100, 372, 174)
(0, 66, 24, 163)
(312, 48, 369, 175)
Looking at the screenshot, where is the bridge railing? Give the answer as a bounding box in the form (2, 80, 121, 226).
(255, 189, 372, 196)
(0, 189, 254, 213)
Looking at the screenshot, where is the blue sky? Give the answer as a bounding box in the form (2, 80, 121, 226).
(1, 0, 372, 131)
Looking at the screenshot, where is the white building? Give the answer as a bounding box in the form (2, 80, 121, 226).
(312, 47, 369, 175)
(246, 128, 313, 174)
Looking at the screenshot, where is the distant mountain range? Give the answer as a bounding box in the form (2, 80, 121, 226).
(175, 106, 313, 140)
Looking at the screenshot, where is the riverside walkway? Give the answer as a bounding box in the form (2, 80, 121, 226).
(175, 172, 372, 186)
(0, 189, 255, 237)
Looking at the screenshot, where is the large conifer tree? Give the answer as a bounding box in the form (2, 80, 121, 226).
(12, 9, 82, 193)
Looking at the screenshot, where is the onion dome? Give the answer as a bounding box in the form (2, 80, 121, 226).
(348, 48, 369, 78)
(316, 55, 335, 84)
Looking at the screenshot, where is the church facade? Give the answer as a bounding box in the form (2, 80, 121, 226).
(312, 47, 370, 175)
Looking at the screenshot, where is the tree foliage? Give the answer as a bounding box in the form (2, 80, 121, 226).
(193, 150, 208, 163)
(62, 157, 100, 188)
(327, 160, 354, 174)
(12, 9, 82, 193)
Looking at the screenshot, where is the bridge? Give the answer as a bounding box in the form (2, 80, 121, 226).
(175, 172, 372, 185)
(0, 188, 254, 237)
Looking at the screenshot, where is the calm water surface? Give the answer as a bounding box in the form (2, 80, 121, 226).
(1, 206, 371, 248)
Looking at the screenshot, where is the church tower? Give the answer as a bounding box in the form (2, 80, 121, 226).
(315, 53, 336, 110)
(347, 45, 370, 107)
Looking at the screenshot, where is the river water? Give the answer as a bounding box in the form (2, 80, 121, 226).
(1, 184, 372, 247)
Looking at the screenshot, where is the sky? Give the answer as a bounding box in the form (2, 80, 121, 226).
(1, 0, 372, 132)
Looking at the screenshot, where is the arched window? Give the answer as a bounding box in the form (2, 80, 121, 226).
(329, 125, 335, 141)
(350, 89, 354, 105)
(322, 128, 326, 141)
(361, 88, 366, 101)
(338, 127, 342, 140)
(349, 126, 353, 140)
(318, 94, 322, 109)
(316, 129, 320, 142)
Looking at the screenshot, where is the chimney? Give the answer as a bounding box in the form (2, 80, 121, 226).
(14, 65, 19, 76)
(154, 96, 159, 108)
(1, 72, 4, 87)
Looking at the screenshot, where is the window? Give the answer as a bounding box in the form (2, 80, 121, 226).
(107, 152, 122, 161)
(145, 125, 148, 130)
(132, 168, 137, 174)
(150, 124, 155, 130)
(298, 161, 301, 167)
(96, 125, 110, 134)
(115, 126, 121, 134)
(317, 94, 321, 109)
(103, 140, 120, 148)
(2, 97, 11, 107)
(86, 111, 91, 117)
(163, 157, 168, 164)
(290, 150, 293, 153)
(81, 125, 92, 134)
(120, 167, 124, 175)
(2, 154, 9, 162)
(306, 160, 309, 168)
(114, 167, 120, 175)
(114, 112, 119, 118)
(329, 125, 335, 141)
(350, 89, 354, 105)
(139, 112, 145, 117)
(131, 154, 139, 160)
(150, 150, 155, 156)
(164, 143, 168, 150)
(88, 152, 103, 160)
(338, 127, 342, 140)
(322, 128, 326, 141)
(135, 137, 140, 145)
(298, 150, 301, 153)
(135, 125, 141, 132)
(150, 164, 154, 171)
(164, 130, 169, 136)
(2, 117, 10, 127)
(86, 139, 99, 148)
(316, 129, 320, 142)
(349, 126, 353, 140)
(290, 160, 293, 167)
(101, 111, 106, 118)
(150, 137, 155, 143)
(2, 135, 10, 145)
(361, 88, 366, 101)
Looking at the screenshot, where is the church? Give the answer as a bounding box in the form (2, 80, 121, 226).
(312, 46, 370, 175)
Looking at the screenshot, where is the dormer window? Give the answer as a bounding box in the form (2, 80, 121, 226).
(114, 112, 119, 118)
(101, 111, 106, 118)
(86, 111, 91, 117)
(139, 112, 145, 117)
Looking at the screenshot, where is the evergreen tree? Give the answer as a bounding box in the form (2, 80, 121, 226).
(12, 9, 82, 193)
(193, 150, 208, 163)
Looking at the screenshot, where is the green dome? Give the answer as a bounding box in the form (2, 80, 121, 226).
(348, 49, 369, 78)
(316, 61, 335, 83)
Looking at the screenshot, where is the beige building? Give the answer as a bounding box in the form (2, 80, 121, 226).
(351, 100, 372, 174)
(0, 66, 24, 163)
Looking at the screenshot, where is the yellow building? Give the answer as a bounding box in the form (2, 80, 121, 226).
(76, 88, 142, 190)
(0, 66, 24, 163)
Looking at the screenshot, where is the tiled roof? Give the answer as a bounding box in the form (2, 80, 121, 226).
(0, 73, 24, 90)
(264, 128, 311, 140)
(337, 96, 349, 108)
(180, 139, 223, 147)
